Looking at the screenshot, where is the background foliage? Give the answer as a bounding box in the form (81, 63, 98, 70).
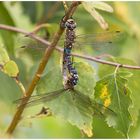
(0, 1, 140, 138)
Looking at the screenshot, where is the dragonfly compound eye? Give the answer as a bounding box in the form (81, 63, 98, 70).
(65, 19, 77, 30)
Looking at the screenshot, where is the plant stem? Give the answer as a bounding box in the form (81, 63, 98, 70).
(0, 24, 140, 70)
(5, 1, 80, 135)
(63, 1, 69, 13)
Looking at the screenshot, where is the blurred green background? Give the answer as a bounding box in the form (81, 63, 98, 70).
(0, 1, 140, 138)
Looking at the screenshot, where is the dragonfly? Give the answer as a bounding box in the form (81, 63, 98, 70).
(14, 18, 122, 120)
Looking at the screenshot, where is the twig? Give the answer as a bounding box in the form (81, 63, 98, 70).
(0, 63, 26, 96)
(14, 77, 26, 97)
(4, 1, 81, 135)
(63, 1, 68, 13)
(0, 25, 140, 70)
(71, 53, 140, 70)
(0, 24, 140, 70)
(26, 23, 50, 35)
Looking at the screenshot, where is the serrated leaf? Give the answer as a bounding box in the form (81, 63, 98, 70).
(82, 2, 113, 30)
(95, 72, 132, 137)
(36, 62, 95, 137)
(0, 45, 10, 65)
(118, 71, 133, 78)
(3, 60, 19, 77)
(98, 57, 140, 127)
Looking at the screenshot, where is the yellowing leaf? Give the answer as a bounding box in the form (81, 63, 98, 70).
(100, 84, 108, 99)
(99, 84, 111, 107)
(104, 97, 111, 107)
(82, 2, 113, 30)
(3, 60, 19, 77)
(95, 72, 132, 137)
(98, 57, 139, 127)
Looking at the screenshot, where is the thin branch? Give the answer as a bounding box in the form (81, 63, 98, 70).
(63, 1, 68, 13)
(14, 78, 26, 97)
(71, 53, 140, 70)
(26, 23, 50, 35)
(0, 24, 140, 70)
(0, 63, 26, 96)
(4, 1, 81, 135)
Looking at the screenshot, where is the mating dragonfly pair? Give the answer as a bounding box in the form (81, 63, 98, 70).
(14, 17, 125, 117)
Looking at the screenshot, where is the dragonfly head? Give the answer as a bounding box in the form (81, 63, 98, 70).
(65, 19, 77, 30)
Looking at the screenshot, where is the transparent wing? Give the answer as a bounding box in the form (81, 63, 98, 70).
(73, 89, 116, 117)
(16, 30, 125, 59)
(15, 34, 51, 61)
(58, 30, 125, 46)
(14, 89, 66, 108)
(75, 31, 124, 45)
(58, 30, 125, 56)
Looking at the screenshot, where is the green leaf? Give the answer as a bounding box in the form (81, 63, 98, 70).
(0, 2, 15, 25)
(82, 2, 113, 30)
(0, 45, 10, 65)
(0, 2, 15, 55)
(98, 57, 140, 133)
(74, 62, 95, 97)
(35, 2, 44, 21)
(3, 60, 19, 77)
(95, 72, 132, 137)
(98, 57, 140, 126)
(36, 62, 96, 137)
(4, 2, 33, 29)
(98, 57, 134, 78)
(87, 2, 113, 12)
(0, 46, 19, 77)
(0, 71, 21, 104)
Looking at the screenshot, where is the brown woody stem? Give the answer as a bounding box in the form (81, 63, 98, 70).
(4, 1, 80, 135)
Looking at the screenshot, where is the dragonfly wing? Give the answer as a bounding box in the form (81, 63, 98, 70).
(72, 89, 92, 106)
(75, 31, 124, 44)
(75, 31, 125, 54)
(73, 89, 116, 117)
(91, 100, 116, 117)
(14, 89, 66, 108)
(16, 35, 50, 60)
(58, 31, 125, 55)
